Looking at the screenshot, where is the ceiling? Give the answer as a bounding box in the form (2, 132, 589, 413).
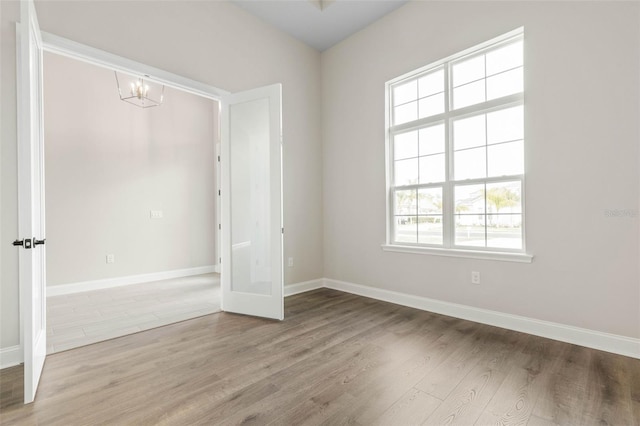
(230, 0, 409, 51)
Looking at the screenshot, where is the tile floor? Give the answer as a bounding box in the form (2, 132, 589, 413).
(47, 273, 220, 354)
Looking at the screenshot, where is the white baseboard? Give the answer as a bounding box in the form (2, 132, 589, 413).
(47, 265, 217, 297)
(284, 279, 324, 297)
(0, 345, 23, 369)
(214, 264, 221, 274)
(324, 278, 640, 360)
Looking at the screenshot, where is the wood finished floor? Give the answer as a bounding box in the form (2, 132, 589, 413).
(1, 288, 638, 425)
(47, 273, 220, 353)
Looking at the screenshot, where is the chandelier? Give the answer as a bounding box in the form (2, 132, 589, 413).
(114, 71, 164, 108)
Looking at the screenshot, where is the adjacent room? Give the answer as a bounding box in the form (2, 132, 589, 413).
(1, 0, 638, 425)
(43, 52, 221, 353)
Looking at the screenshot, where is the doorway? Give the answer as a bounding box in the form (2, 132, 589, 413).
(19, 19, 284, 403)
(43, 52, 222, 353)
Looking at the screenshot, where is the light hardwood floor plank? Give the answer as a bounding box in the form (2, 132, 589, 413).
(421, 328, 525, 425)
(473, 335, 567, 426)
(530, 343, 592, 424)
(579, 350, 634, 425)
(414, 325, 492, 400)
(266, 312, 448, 425)
(631, 356, 640, 426)
(373, 388, 441, 426)
(319, 321, 483, 425)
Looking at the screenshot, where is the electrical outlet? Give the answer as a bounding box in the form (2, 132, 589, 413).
(106, 254, 115, 264)
(288, 257, 294, 267)
(150, 210, 163, 219)
(471, 271, 480, 284)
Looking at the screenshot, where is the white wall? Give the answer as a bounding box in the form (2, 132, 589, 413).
(322, 1, 640, 338)
(44, 52, 217, 286)
(0, 1, 322, 351)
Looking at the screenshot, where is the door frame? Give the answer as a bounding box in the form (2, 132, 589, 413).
(39, 32, 229, 273)
(41, 32, 229, 101)
(21, 31, 230, 385)
(39, 31, 229, 276)
(38, 35, 229, 251)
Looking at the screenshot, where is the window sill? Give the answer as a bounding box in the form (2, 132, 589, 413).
(381, 244, 533, 263)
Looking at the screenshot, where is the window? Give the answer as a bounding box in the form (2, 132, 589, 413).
(386, 29, 528, 257)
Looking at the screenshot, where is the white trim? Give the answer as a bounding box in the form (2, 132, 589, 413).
(388, 27, 524, 85)
(324, 278, 640, 359)
(40, 31, 229, 101)
(214, 264, 221, 274)
(0, 346, 23, 369)
(386, 29, 528, 257)
(47, 266, 217, 297)
(381, 244, 533, 263)
(284, 279, 324, 297)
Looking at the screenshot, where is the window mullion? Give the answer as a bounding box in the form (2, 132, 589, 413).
(443, 62, 453, 249)
(483, 183, 488, 247)
(483, 53, 488, 103)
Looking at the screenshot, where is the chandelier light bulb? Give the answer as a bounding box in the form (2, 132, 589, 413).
(115, 71, 164, 108)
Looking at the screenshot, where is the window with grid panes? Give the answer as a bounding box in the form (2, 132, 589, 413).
(387, 30, 525, 252)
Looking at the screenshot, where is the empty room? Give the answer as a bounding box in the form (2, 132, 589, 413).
(1, 0, 639, 425)
(43, 51, 221, 354)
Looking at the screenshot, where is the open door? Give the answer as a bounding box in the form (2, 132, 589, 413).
(220, 84, 283, 320)
(16, 0, 47, 404)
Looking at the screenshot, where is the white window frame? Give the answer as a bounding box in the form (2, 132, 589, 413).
(383, 28, 533, 263)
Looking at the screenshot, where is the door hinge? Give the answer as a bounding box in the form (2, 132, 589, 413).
(282, 227, 284, 234)
(218, 224, 221, 230)
(217, 155, 220, 162)
(218, 190, 221, 196)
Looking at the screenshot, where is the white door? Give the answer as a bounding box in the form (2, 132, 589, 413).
(220, 84, 283, 320)
(17, 0, 47, 404)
